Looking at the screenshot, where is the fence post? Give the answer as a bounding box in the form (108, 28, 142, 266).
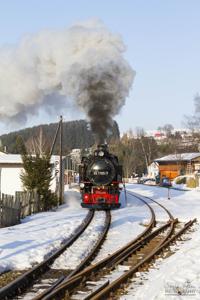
(28, 192, 31, 216)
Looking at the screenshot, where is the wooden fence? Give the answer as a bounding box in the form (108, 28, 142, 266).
(0, 191, 39, 228)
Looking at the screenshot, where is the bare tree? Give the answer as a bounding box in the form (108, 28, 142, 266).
(183, 93, 200, 150)
(135, 127, 158, 172)
(184, 94, 200, 130)
(25, 127, 50, 155)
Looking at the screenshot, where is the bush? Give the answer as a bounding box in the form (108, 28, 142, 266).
(186, 177, 196, 188)
(174, 176, 186, 184)
(42, 191, 59, 210)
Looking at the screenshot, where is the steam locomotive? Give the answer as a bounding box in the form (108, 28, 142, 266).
(79, 144, 123, 209)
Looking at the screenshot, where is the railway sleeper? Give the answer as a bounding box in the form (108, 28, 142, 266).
(88, 219, 196, 300)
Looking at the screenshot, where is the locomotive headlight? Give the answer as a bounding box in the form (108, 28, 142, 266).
(98, 151, 104, 157)
(80, 183, 85, 188)
(118, 183, 123, 189)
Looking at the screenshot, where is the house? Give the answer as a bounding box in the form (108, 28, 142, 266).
(154, 152, 200, 180)
(0, 153, 64, 196)
(147, 161, 159, 178)
(70, 148, 82, 164)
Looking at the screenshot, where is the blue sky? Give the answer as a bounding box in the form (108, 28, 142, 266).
(0, 0, 200, 134)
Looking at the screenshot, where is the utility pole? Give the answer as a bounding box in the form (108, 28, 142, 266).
(50, 121, 61, 156)
(167, 187, 170, 200)
(66, 156, 69, 185)
(50, 116, 64, 205)
(59, 116, 63, 204)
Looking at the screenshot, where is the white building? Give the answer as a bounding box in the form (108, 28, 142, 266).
(70, 148, 82, 164)
(147, 161, 159, 178)
(0, 153, 64, 196)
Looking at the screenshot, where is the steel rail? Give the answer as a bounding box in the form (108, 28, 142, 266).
(126, 191, 174, 221)
(108, 219, 176, 271)
(0, 209, 94, 300)
(84, 192, 177, 300)
(106, 191, 175, 270)
(10, 192, 174, 300)
(107, 191, 176, 268)
(42, 192, 176, 300)
(91, 218, 197, 300)
(36, 194, 158, 300)
(32, 210, 111, 300)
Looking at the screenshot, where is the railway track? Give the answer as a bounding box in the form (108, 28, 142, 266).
(90, 220, 196, 300)
(0, 210, 94, 300)
(28, 192, 157, 299)
(35, 192, 196, 300)
(30, 210, 111, 300)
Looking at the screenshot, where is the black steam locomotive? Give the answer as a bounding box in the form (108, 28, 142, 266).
(79, 145, 123, 209)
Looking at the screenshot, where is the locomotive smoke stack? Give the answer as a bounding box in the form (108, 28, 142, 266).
(0, 19, 135, 135)
(97, 144, 108, 151)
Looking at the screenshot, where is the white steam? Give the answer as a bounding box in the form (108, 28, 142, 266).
(0, 19, 135, 141)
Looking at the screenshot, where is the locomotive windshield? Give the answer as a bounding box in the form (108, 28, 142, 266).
(86, 158, 116, 186)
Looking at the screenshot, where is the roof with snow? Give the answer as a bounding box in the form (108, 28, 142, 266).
(155, 152, 200, 162)
(0, 153, 61, 165)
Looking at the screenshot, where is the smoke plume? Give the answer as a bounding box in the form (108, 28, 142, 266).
(0, 19, 135, 142)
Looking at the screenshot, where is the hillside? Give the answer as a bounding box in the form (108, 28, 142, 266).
(0, 120, 120, 154)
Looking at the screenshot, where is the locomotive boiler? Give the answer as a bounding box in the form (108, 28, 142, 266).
(79, 144, 123, 209)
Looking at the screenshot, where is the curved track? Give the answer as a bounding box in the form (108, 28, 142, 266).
(0, 210, 94, 300)
(31, 210, 111, 300)
(85, 193, 195, 300)
(39, 191, 196, 300)
(127, 191, 174, 221)
(32, 192, 160, 299)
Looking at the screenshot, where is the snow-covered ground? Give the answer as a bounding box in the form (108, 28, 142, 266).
(121, 184, 200, 300)
(0, 190, 87, 273)
(0, 184, 199, 299)
(52, 210, 106, 270)
(93, 191, 152, 263)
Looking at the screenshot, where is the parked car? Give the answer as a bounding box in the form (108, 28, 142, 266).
(143, 178, 156, 185)
(161, 177, 172, 187)
(137, 177, 156, 185)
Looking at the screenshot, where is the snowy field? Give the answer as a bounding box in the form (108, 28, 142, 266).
(0, 184, 199, 299)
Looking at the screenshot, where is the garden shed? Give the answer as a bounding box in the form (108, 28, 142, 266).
(154, 152, 200, 180)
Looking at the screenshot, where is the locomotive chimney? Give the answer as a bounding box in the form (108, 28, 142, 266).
(97, 144, 108, 152)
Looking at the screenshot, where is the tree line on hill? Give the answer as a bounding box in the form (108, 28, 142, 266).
(0, 119, 120, 154)
(1, 93, 200, 179)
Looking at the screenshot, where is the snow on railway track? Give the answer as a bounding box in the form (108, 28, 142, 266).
(0, 190, 87, 274)
(52, 211, 108, 270)
(0, 184, 199, 300)
(27, 210, 111, 300)
(41, 188, 196, 300)
(93, 191, 152, 263)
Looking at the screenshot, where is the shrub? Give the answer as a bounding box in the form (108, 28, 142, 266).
(174, 176, 186, 184)
(42, 192, 58, 210)
(186, 177, 196, 188)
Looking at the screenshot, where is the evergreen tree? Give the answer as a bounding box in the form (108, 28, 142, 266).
(16, 135, 27, 155)
(21, 154, 57, 210)
(17, 136, 57, 210)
